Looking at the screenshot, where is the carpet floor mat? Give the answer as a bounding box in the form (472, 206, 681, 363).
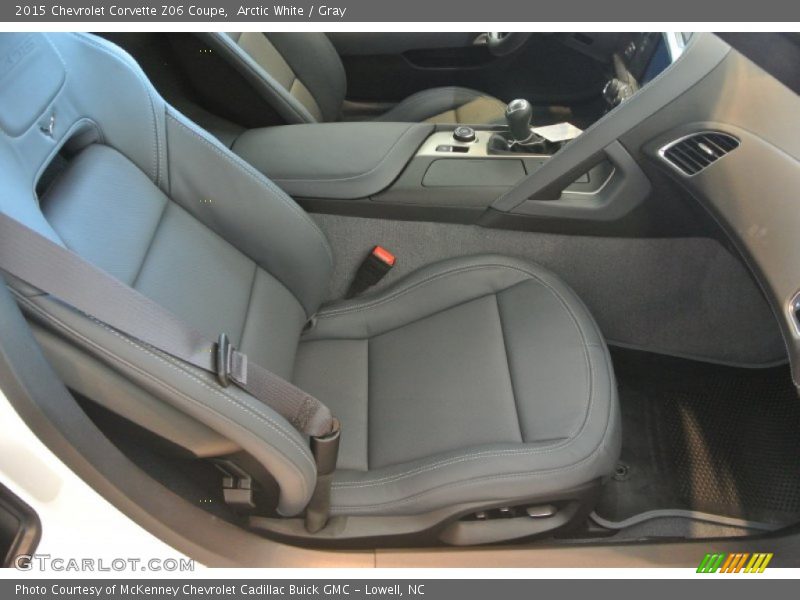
(595, 349, 800, 526)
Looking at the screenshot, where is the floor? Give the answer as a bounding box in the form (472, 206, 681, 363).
(596, 349, 800, 528)
(311, 214, 786, 368)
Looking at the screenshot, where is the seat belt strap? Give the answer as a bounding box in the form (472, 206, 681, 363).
(0, 211, 338, 440)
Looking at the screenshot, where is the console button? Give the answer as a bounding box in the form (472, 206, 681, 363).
(436, 144, 469, 153)
(453, 126, 476, 143)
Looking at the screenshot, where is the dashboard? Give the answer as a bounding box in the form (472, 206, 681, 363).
(603, 33, 688, 107)
(624, 33, 800, 385)
(492, 33, 800, 385)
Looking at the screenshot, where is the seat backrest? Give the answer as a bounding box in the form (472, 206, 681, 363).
(0, 32, 333, 516)
(199, 32, 347, 124)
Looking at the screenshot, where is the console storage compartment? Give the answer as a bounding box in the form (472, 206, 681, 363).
(231, 122, 433, 200)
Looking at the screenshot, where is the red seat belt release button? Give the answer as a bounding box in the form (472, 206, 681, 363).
(372, 245, 396, 266)
(346, 245, 397, 298)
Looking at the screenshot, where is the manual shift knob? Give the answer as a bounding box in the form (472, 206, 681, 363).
(505, 98, 533, 142)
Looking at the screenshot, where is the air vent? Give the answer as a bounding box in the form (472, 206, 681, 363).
(660, 132, 739, 176)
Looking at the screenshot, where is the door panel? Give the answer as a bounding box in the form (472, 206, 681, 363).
(328, 33, 613, 105)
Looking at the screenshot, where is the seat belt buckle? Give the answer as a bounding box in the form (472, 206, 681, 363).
(345, 246, 396, 299)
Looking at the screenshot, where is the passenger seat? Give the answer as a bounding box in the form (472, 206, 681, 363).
(191, 32, 510, 125)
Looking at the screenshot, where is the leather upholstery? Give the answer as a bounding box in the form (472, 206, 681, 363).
(199, 32, 508, 125)
(0, 33, 326, 516)
(296, 255, 620, 515)
(231, 122, 435, 199)
(1, 33, 620, 523)
(202, 32, 345, 124)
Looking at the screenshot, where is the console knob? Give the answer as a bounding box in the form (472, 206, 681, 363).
(505, 98, 533, 142)
(453, 126, 476, 143)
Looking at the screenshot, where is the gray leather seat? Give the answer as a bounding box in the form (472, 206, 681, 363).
(1, 33, 619, 537)
(199, 32, 509, 125)
(297, 255, 620, 517)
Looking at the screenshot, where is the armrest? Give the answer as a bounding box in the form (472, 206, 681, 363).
(231, 122, 434, 199)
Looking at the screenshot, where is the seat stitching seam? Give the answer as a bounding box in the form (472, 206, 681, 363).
(319, 263, 555, 317)
(130, 198, 169, 288)
(331, 346, 615, 510)
(494, 293, 524, 442)
(166, 109, 329, 254)
(332, 269, 599, 488)
(332, 460, 595, 512)
(67, 34, 160, 185)
(334, 401, 613, 510)
(315, 290, 507, 343)
(333, 343, 597, 490)
(237, 263, 259, 345)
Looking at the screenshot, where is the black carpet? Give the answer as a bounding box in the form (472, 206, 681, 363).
(596, 349, 800, 526)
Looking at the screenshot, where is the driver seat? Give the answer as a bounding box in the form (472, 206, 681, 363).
(1, 32, 620, 545)
(191, 32, 509, 125)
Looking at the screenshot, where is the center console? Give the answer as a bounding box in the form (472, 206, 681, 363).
(232, 98, 617, 225)
(377, 120, 612, 211)
(231, 89, 650, 234)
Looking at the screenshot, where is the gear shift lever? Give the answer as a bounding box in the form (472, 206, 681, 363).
(488, 98, 558, 155)
(505, 98, 534, 142)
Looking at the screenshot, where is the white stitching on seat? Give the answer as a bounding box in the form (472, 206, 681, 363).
(331, 346, 616, 512)
(330, 260, 603, 489)
(332, 465, 591, 513)
(319, 262, 563, 317)
(67, 34, 160, 186)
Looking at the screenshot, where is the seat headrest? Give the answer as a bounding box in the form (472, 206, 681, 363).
(0, 33, 65, 137)
(0, 33, 168, 243)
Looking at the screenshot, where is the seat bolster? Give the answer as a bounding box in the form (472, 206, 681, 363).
(330, 342, 620, 516)
(164, 109, 333, 316)
(376, 87, 507, 124)
(265, 32, 348, 123)
(19, 292, 317, 517)
(308, 255, 571, 340)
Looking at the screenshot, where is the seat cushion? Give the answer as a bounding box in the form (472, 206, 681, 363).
(294, 255, 621, 516)
(376, 87, 508, 124)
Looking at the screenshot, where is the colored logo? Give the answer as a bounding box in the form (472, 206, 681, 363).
(697, 552, 773, 573)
